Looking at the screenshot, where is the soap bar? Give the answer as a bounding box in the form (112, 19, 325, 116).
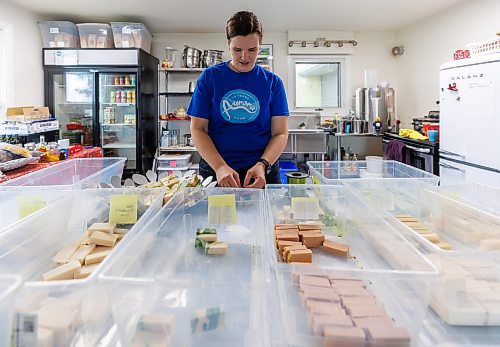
(277, 240, 301, 253)
(287, 249, 313, 263)
(322, 239, 349, 257)
(88, 222, 116, 234)
(77, 234, 91, 245)
(89, 230, 118, 247)
(69, 244, 96, 264)
(298, 223, 322, 231)
(197, 233, 218, 242)
(312, 313, 353, 336)
(74, 263, 99, 279)
(323, 326, 366, 347)
(480, 239, 500, 251)
(302, 233, 325, 248)
(205, 242, 228, 255)
(283, 245, 307, 259)
(43, 260, 81, 281)
(52, 243, 78, 264)
(276, 234, 300, 242)
(85, 249, 111, 265)
(300, 275, 331, 288)
(435, 241, 453, 250)
(420, 232, 440, 242)
(114, 228, 129, 234)
(275, 224, 299, 230)
(367, 326, 410, 347)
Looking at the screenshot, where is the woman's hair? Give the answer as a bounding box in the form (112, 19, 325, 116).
(226, 11, 263, 42)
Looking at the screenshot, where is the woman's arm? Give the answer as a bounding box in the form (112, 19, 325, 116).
(190, 117, 241, 187)
(243, 116, 288, 188)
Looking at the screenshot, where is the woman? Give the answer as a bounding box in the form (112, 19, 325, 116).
(188, 11, 289, 188)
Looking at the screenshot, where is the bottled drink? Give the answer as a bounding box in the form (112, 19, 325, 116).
(115, 91, 121, 104)
(110, 91, 116, 103)
(114, 76, 119, 85)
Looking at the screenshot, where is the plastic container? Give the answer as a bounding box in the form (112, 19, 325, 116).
(100, 188, 270, 346)
(0, 188, 164, 346)
(157, 153, 192, 170)
(265, 184, 438, 347)
(307, 160, 439, 186)
(436, 183, 500, 216)
(0, 158, 126, 190)
(365, 155, 383, 174)
(110, 22, 152, 53)
(77, 23, 113, 48)
(350, 181, 500, 344)
(0, 275, 21, 347)
(38, 21, 80, 48)
(279, 161, 299, 184)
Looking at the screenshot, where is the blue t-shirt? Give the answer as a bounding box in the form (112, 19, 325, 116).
(187, 61, 289, 169)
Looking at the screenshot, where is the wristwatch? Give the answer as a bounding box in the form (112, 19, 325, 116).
(257, 158, 272, 175)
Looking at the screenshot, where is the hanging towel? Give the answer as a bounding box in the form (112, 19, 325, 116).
(385, 140, 411, 164)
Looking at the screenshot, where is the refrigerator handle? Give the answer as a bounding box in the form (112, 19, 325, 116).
(439, 162, 465, 172)
(382, 139, 430, 153)
(439, 149, 465, 159)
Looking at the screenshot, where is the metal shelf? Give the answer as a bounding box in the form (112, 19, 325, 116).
(160, 68, 205, 73)
(100, 123, 136, 126)
(159, 92, 193, 96)
(159, 146, 198, 152)
(101, 85, 136, 87)
(100, 103, 136, 106)
(102, 143, 136, 149)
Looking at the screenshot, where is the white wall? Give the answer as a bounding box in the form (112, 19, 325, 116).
(396, 0, 500, 127)
(152, 31, 396, 114)
(0, 1, 43, 120)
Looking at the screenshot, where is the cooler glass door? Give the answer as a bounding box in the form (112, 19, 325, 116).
(98, 72, 137, 170)
(52, 71, 94, 145)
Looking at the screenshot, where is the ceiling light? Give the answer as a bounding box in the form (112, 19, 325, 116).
(352, 41, 358, 46)
(338, 42, 343, 47)
(288, 41, 294, 47)
(314, 41, 319, 47)
(301, 41, 307, 48)
(325, 41, 331, 48)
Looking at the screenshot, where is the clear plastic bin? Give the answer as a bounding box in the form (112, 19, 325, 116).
(0, 188, 164, 346)
(157, 153, 192, 170)
(436, 183, 500, 216)
(110, 22, 152, 53)
(1, 158, 126, 190)
(0, 275, 21, 347)
(77, 23, 114, 48)
(307, 160, 439, 186)
(39, 21, 80, 48)
(265, 184, 438, 347)
(100, 188, 270, 346)
(0, 190, 68, 233)
(350, 182, 500, 344)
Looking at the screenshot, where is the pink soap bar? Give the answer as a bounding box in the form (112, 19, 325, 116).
(323, 326, 366, 347)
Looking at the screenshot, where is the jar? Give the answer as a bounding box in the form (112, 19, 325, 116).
(161, 132, 171, 148)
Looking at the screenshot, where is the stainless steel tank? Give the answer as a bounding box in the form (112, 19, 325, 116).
(355, 87, 395, 134)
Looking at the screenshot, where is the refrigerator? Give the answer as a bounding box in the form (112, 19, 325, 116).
(439, 53, 500, 188)
(43, 48, 158, 177)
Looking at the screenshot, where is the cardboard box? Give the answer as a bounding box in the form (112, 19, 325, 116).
(6, 107, 52, 122)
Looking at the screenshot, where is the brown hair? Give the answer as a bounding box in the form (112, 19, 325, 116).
(226, 11, 263, 42)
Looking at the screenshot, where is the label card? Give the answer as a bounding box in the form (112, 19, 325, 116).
(11, 313, 38, 347)
(291, 197, 320, 220)
(16, 196, 47, 218)
(109, 195, 138, 224)
(208, 194, 236, 225)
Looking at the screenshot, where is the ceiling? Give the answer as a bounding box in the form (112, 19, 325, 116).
(9, 0, 465, 33)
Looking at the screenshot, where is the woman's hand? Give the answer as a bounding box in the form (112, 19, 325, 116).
(243, 163, 266, 188)
(216, 165, 241, 187)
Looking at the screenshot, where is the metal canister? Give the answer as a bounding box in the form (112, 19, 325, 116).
(110, 91, 116, 103)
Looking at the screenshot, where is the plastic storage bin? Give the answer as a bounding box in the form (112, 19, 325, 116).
(436, 183, 500, 216)
(0, 188, 164, 346)
(0, 157, 126, 190)
(265, 184, 438, 347)
(157, 153, 192, 170)
(351, 181, 500, 345)
(279, 161, 298, 184)
(100, 188, 270, 347)
(0, 275, 21, 347)
(39, 21, 80, 48)
(110, 22, 152, 53)
(77, 23, 113, 48)
(307, 160, 439, 186)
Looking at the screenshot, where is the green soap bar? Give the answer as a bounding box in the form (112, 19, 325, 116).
(196, 227, 217, 235)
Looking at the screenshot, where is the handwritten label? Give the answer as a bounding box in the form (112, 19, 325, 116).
(109, 195, 138, 224)
(208, 194, 236, 224)
(291, 197, 320, 220)
(16, 196, 46, 218)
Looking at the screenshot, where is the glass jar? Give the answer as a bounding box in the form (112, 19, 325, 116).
(161, 131, 171, 148)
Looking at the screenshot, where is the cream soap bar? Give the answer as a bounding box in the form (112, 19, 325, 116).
(88, 222, 116, 234)
(89, 230, 118, 247)
(43, 260, 81, 281)
(52, 243, 78, 264)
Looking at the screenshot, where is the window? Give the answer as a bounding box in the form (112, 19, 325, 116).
(288, 56, 351, 113)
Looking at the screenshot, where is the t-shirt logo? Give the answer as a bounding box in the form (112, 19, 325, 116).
(220, 89, 260, 123)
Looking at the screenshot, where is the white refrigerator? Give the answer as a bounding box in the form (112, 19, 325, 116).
(439, 53, 500, 188)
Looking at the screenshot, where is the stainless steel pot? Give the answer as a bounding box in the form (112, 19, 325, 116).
(352, 120, 368, 134)
(202, 49, 223, 67)
(183, 46, 202, 68)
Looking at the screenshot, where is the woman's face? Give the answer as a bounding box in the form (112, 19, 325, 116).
(228, 33, 261, 73)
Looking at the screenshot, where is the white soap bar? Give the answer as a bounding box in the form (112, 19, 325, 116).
(84, 250, 111, 265)
(480, 239, 500, 251)
(431, 291, 487, 326)
(38, 307, 77, 346)
(77, 233, 91, 245)
(69, 244, 96, 264)
(38, 327, 54, 347)
(74, 263, 99, 279)
(52, 243, 78, 264)
(42, 260, 81, 281)
(90, 245, 113, 254)
(114, 228, 129, 234)
(88, 222, 116, 234)
(89, 230, 118, 247)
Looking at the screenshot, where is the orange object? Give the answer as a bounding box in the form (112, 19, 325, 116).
(322, 239, 349, 257)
